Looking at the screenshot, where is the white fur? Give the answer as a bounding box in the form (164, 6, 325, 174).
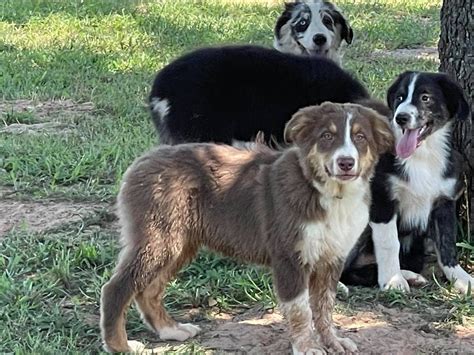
(371, 216, 410, 291)
(441, 264, 474, 295)
(331, 113, 358, 174)
(393, 73, 419, 130)
(231, 139, 258, 149)
(298, 178, 369, 267)
(391, 124, 456, 231)
(150, 97, 170, 122)
(273, 0, 344, 65)
(158, 323, 201, 341)
(299, 3, 334, 53)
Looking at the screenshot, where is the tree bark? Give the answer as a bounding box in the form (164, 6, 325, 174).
(438, 0, 474, 236)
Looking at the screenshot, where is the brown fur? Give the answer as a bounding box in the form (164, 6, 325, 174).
(100, 102, 394, 353)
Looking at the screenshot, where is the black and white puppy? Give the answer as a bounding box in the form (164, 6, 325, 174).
(342, 71, 473, 294)
(273, 0, 353, 66)
(150, 45, 374, 145)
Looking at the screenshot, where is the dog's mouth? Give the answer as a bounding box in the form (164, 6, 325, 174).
(306, 48, 329, 56)
(325, 167, 359, 181)
(396, 122, 433, 159)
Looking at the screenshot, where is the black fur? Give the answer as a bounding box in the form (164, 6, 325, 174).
(149, 45, 369, 144)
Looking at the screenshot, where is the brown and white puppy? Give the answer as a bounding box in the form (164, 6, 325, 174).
(274, 0, 353, 66)
(100, 103, 394, 354)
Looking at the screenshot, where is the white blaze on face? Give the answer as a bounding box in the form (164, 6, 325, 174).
(331, 112, 358, 175)
(393, 74, 419, 131)
(298, 2, 334, 52)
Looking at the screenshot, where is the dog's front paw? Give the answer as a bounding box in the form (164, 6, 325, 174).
(292, 344, 327, 355)
(380, 272, 410, 292)
(442, 265, 474, 295)
(337, 337, 358, 353)
(322, 336, 358, 354)
(401, 270, 428, 287)
(453, 276, 474, 295)
(337, 281, 349, 297)
(159, 323, 201, 341)
(127, 340, 149, 353)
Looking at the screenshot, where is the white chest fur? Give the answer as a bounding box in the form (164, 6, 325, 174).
(297, 180, 369, 267)
(391, 126, 456, 231)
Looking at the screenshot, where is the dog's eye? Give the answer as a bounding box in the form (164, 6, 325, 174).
(295, 19, 308, 31)
(421, 94, 430, 102)
(322, 17, 333, 27)
(322, 132, 334, 141)
(354, 133, 366, 142)
(396, 95, 404, 102)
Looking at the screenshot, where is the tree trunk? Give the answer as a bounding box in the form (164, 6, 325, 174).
(438, 0, 474, 237)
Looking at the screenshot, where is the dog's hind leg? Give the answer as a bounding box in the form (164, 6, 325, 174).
(134, 244, 201, 342)
(309, 260, 358, 353)
(100, 245, 152, 353)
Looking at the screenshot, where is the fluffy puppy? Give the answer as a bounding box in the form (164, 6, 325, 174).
(149, 45, 370, 145)
(100, 103, 393, 354)
(274, 0, 353, 65)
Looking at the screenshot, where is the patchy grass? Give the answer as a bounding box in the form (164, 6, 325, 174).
(1, 0, 472, 353)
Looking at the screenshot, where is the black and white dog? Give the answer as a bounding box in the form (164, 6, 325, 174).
(149, 45, 382, 145)
(342, 71, 473, 294)
(273, 0, 353, 66)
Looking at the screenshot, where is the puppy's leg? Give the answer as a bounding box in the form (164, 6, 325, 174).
(430, 198, 473, 295)
(100, 246, 154, 353)
(135, 245, 201, 341)
(274, 260, 325, 354)
(310, 260, 357, 353)
(371, 216, 410, 292)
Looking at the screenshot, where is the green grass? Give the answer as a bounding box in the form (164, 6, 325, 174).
(1, 0, 472, 353)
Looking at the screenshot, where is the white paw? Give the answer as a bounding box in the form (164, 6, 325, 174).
(401, 269, 428, 287)
(337, 336, 358, 352)
(381, 272, 410, 292)
(159, 323, 201, 341)
(453, 276, 474, 295)
(442, 265, 474, 295)
(127, 340, 148, 353)
(178, 323, 201, 337)
(337, 281, 349, 296)
(292, 344, 327, 355)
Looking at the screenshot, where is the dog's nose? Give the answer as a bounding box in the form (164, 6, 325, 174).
(395, 113, 410, 126)
(313, 34, 327, 46)
(337, 157, 355, 172)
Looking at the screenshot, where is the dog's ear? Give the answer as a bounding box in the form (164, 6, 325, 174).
(275, 3, 297, 38)
(437, 74, 470, 121)
(369, 110, 395, 155)
(284, 108, 315, 144)
(386, 71, 414, 111)
(330, 7, 353, 44)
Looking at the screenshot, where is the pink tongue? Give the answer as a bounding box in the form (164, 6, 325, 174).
(396, 129, 420, 159)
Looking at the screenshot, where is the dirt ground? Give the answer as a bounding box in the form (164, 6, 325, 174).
(0, 198, 109, 237)
(138, 304, 472, 354)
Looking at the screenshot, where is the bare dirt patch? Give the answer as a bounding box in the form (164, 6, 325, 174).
(0, 99, 94, 134)
(0, 199, 109, 237)
(145, 304, 473, 354)
(372, 47, 438, 61)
